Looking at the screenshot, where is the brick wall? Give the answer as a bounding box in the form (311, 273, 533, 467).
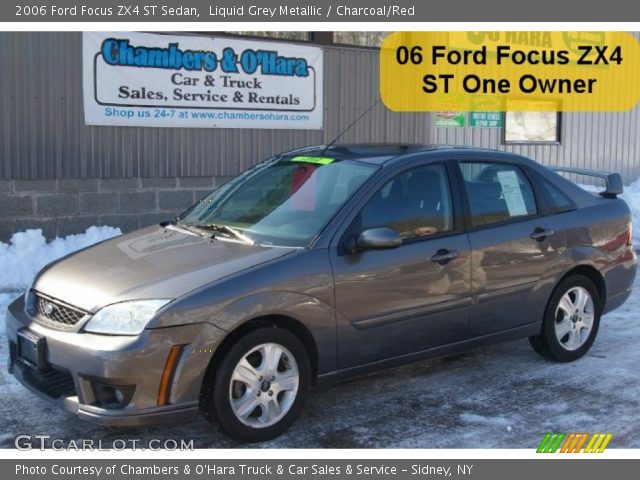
(0, 177, 233, 242)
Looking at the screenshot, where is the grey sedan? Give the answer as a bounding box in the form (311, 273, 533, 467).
(6, 145, 636, 442)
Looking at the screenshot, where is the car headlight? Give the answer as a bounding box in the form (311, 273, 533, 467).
(83, 299, 172, 335)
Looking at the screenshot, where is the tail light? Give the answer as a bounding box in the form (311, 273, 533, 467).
(627, 221, 633, 247)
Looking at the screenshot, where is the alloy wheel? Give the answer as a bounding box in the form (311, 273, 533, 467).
(228, 342, 299, 428)
(554, 286, 595, 351)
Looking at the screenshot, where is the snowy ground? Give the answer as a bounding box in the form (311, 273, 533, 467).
(1, 273, 639, 449)
(1, 180, 640, 449)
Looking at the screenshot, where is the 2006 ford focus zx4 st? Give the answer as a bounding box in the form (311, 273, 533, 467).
(6, 145, 637, 442)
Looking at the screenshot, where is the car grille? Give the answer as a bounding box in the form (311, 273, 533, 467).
(21, 365, 77, 398)
(33, 294, 87, 330)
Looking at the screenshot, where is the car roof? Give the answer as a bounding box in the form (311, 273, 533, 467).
(283, 144, 529, 166)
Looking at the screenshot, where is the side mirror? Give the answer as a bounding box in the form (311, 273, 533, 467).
(356, 228, 402, 251)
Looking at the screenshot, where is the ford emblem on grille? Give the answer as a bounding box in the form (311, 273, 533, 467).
(43, 302, 55, 316)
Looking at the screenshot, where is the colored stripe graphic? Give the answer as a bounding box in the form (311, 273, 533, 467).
(537, 433, 566, 453)
(598, 433, 613, 452)
(560, 433, 575, 453)
(548, 433, 566, 453)
(560, 433, 588, 453)
(573, 433, 589, 453)
(538, 433, 613, 453)
(536, 433, 552, 453)
(584, 433, 613, 453)
(584, 434, 598, 453)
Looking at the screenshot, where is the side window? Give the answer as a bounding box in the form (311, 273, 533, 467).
(460, 162, 537, 227)
(360, 164, 454, 240)
(537, 176, 575, 213)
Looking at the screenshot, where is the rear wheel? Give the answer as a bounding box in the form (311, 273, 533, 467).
(202, 327, 311, 442)
(529, 275, 602, 362)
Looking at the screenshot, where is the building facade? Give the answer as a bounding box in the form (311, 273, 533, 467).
(1, 31, 638, 241)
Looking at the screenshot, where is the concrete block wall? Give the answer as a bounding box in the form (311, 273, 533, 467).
(0, 177, 233, 242)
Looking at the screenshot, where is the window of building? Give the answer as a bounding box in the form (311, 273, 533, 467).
(333, 32, 389, 48)
(460, 162, 538, 227)
(504, 100, 561, 144)
(360, 164, 454, 240)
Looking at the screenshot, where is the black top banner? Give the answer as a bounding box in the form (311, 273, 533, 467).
(3, 0, 640, 22)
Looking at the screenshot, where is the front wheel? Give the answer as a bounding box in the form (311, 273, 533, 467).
(529, 275, 602, 362)
(202, 327, 311, 442)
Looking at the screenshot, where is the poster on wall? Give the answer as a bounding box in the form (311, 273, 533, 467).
(434, 111, 466, 127)
(83, 32, 324, 129)
(469, 112, 503, 128)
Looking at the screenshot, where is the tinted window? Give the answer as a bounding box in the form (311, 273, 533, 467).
(360, 164, 454, 240)
(181, 157, 377, 247)
(460, 162, 537, 227)
(537, 177, 575, 213)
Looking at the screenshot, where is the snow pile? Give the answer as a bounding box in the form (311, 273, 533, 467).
(621, 178, 640, 244)
(579, 176, 640, 245)
(0, 226, 121, 293)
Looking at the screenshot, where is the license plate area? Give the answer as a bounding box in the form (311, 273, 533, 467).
(17, 329, 47, 371)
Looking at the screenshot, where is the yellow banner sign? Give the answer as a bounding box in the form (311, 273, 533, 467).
(380, 32, 640, 112)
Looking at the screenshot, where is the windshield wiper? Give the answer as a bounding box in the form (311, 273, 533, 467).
(196, 224, 255, 245)
(168, 218, 207, 237)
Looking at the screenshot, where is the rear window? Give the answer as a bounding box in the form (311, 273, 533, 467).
(460, 162, 538, 227)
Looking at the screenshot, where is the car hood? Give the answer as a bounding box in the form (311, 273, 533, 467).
(33, 225, 296, 311)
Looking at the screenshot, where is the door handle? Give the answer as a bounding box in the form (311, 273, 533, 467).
(431, 249, 459, 265)
(530, 227, 555, 241)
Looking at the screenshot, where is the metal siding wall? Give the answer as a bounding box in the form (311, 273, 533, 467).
(3, 32, 638, 182)
(435, 110, 640, 184)
(0, 33, 431, 181)
(434, 32, 640, 183)
(1, 32, 79, 180)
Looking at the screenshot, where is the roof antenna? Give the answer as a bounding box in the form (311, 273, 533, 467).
(321, 96, 382, 155)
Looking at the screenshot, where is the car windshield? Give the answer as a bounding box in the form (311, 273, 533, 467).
(179, 155, 378, 247)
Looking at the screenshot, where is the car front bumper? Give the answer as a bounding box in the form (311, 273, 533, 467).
(6, 296, 225, 426)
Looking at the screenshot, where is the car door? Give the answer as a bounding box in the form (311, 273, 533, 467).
(330, 162, 472, 369)
(457, 159, 563, 337)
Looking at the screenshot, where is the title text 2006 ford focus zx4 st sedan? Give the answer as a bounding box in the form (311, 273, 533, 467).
(6, 145, 637, 442)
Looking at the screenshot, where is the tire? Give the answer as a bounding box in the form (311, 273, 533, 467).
(529, 274, 602, 362)
(202, 327, 311, 442)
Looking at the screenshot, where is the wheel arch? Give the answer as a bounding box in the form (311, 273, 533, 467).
(529, 263, 606, 361)
(200, 313, 321, 406)
(556, 264, 607, 308)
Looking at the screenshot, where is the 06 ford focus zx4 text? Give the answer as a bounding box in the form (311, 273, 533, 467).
(6, 145, 636, 442)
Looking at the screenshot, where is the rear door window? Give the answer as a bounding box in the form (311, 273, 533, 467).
(460, 162, 537, 227)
